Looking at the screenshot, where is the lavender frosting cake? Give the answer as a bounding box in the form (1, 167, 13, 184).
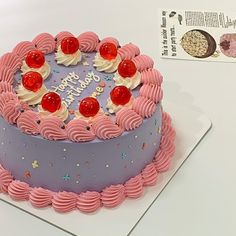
(0, 31, 175, 213)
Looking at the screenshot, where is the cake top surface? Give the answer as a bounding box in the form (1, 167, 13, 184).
(0, 31, 163, 143)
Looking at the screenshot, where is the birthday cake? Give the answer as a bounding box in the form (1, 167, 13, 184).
(0, 31, 175, 213)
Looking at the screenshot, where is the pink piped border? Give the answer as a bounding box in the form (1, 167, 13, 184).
(0, 31, 163, 142)
(0, 111, 175, 213)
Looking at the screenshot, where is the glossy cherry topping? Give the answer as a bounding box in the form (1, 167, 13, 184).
(99, 42, 117, 60)
(25, 50, 45, 68)
(41, 92, 61, 113)
(79, 97, 100, 117)
(61, 37, 80, 54)
(118, 59, 137, 78)
(110, 86, 132, 105)
(22, 72, 43, 92)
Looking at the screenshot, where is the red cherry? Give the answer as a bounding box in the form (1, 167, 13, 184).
(79, 97, 100, 117)
(25, 50, 45, 68)
(110, 86, 131, 105)
(118, 59, 137, 78)
(41, 92, 61, 113)
(61, 37, 80, 54)
(99, 42, 117, 60)
(22, 72, 43, 92)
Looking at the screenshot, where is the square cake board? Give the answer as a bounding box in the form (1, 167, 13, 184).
(0, 102, 212, 236)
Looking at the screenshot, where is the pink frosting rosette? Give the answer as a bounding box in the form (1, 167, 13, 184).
(139, 84, 163, 103)
(2, 99, 22, 124)
(0, 81, 13, 93)
(141, 68, 163, 85)
(116, 107, 143, 131)
(101, 184, 126, 208)
(12, 41, 36, 59)
(0, 66, 14, 84)
(118, 43, 140, 60)
(0, 92, 17, 115)
(39, 116, 67, 141)
(52, 191, 78, 213)
(29, 187, 54, 208)
(67, 119, 95, 142)
(17, 110, 40, 135)
(77, 191, 101, 213)
(132, 54, 154, 71)
(132, 96, 156, 118)
(92, 115, 123, 139)
(0, 169, 13, 193)
(141, 163, 158, 186)
(32, 33, 56, 54)
(124, 174, 143, 198)
(8, 180, 31, 201)
(78, 31, 99, 52)
(0, 52, 21, 73)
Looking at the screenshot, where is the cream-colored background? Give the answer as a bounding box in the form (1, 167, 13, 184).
(0, 0, 235, 236)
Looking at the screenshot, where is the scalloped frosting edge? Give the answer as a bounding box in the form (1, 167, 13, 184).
(0, 111, 175, 213)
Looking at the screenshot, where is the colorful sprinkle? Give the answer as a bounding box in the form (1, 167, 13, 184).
(76, 163, 80, 167)
(76, 180, 80, 184)
(134, 135, 138, 139)
(21, 156, 25, 160)
(24, 170, 31, 178)
(99, 81, 106, 87)
(121, 152, 127, 159)
(153, 142, 157, 146)
(158, 126, 161, 134)
(63, 148, 67, 152)
(63, 174, 70, 181)
(105, 164, 109, 168)
(130, 160, 134, 164)
(154, 119, 157, 126)
(32, 160, 39, 169)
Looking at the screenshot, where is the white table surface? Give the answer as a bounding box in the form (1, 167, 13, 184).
(0, 1, 235, 235)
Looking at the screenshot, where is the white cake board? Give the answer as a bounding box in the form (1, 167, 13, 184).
(0, 102, 211, 236)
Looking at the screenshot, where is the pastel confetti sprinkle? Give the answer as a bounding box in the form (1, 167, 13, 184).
(134, 135, 138, 139)
(32, 160, 39, 169)
(63, 174, 70, 181)
(99, 81, 106, 87)
(76, 163, 80, 167)
(21, 156, 25, 160)
(121, 152, 127, 159)
(158, 126, 161, 134)
(76, 180, 80, 184)
(105, 164, 109, 168)
(131, 160, 134, 164)
(63, 148, 67, 152)
(82, 61, 89, 66)
(24, 170, 31, 178)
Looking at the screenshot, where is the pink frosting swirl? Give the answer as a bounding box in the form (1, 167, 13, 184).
(162, 111, 172, 124)
(0, 92, 17, 115)
(160, 135, 175, 156)
(8, 180, 30, 200)
(118, 43, 140, 60)
(101, 184, 125, 208)
(52, 191, 78, 213)
(77, 191, 101, 213)
(132, 55, 154, 71)
(0, 52, 21, 72)
(78, 31, 99, 52)
(32, 33, 56, 54)
(96, 37, 119, 51)
(124, 174, 143, 198)
(141, 163, 158, 186)
(17, 110, 40, 135)
(132, 96, 156, 118)
(39, 116, 67, 141)
(0, 81, 13, 93)
(92, 115, 123, 139)
(154, 149, 172, 172)
(162, 123, 176, 142)
(0, 169, 13, 193)
(139, 84, 163, 103)
(67, 119, 95, 142)
(12, 41, 36, 59)
(141, 68, 163, 85)
(116, 107, 143, 131)
(55, 31, 74, 47)
(0, 164, 4, 171)
(2, 99, 22, 124)
(0, 66, 14, 84)
(29, 187, 54, 208)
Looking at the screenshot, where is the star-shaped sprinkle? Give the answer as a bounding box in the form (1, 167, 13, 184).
(63, 174, 70, 181)
(32, 160, 39, 169)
